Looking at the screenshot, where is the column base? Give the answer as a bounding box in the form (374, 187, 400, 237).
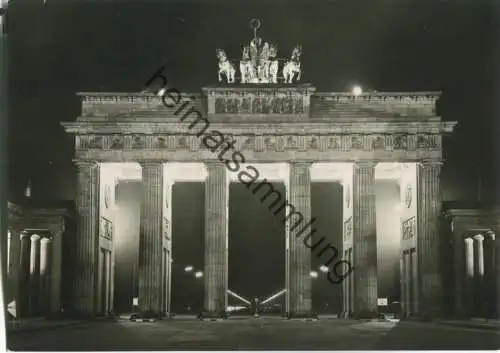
(351, 309, 379, 320)
(198, 311, 228, 320)
(135, 311, 163, 319)
(64, 310, 97, 320)
(286, 312, 319, 320)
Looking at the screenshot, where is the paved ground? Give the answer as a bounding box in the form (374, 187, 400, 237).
(6, 317, 500, 351)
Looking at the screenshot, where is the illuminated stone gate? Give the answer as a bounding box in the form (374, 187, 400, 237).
(61, 83, 456, 319)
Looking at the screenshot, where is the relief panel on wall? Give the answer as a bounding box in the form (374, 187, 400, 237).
(100, 217, 113, 240)
(402, 217, 416, 240)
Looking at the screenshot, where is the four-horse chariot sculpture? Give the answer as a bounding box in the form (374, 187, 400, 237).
(216, 19, 302, 84)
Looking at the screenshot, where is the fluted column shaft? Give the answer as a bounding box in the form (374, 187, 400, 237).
(417, 161, 442, 318)
(286, 162, 312, 317)
(49, 230, 63, 316)
(74, 161, 100, 316)
(138, 162, 164, 316)
(6, 228, 21, 303)
(18, 232, 31, 318)
(29, 234, 41, 316)
(203, 162, 228, 317)
(39, 237, 52, 316)
(352, 162, 378, 318)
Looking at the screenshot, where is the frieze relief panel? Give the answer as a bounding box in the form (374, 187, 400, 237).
(100, 217, 113, 240)
(344, 216, 353, 242)
(109, 135, 125, 150)
(76, 133, 441, 153)
(214, 94, 305, 114)
(163, 217, 170, 240)
(402, 216, 416, 240)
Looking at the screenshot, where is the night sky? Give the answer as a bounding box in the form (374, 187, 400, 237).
(6, 0, 498, 203)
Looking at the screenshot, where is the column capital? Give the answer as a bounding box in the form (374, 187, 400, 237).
(472, 234, 485, 241)
(418, 160, 443, 168)
(353, 161, 377, 169)
(30, 233, 42, 241)
(40, 237, 52, 244)
(204, 160, 224, 168)
(290, 161, 312, 167)
(204, 161, 228, 178)
(72, 159, 99, 168)
(485, 230, 496, 240)
(138, 160, 164, 167)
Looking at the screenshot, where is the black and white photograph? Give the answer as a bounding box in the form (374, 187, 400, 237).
(1, 0, 499, 350)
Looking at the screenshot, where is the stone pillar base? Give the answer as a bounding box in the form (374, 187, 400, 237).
(65, 310, 97, 320)
(351, 309, 379, 319)
(198, 311, 228, 320)
(136, 310, 162, 319)
(286, 312, 318, 320)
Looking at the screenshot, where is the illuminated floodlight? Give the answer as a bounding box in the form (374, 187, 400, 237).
(319, 265, 329, 273)
(352, 85, 363, 96)
(310, 271, 319, 278)
(184, 265, 194, 273)
(157, 88, 166, 97)
(194, 271, 203, 278)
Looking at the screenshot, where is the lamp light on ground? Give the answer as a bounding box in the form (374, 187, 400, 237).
(310, 271, 318, 279)
(352, 85, 363, 96)
(194, 271, 203, 278)
(184, 265, 194, 273)
(319, 265, 329, 273)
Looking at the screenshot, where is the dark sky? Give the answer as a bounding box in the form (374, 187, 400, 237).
(6, 0, 499, 204)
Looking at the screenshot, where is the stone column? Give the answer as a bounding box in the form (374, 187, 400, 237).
(6, 228, 19, 303)
(39, 237, 52, 316)
(8, 228, 21, 283)
(49, 229, 63, 316)
(464, 237, 475, 317)
(29, 234, 41, 316)
(138, 162, 164, 317)
(18, 232, 31, 318)
(286, 162, 313, 318)
(351, 162, 378, 318)
(416, 160, 443, 318)
(483, 231, 496, 318)
(4, 230, 11, 278)
(473, 234, 485, 317)
(74, 160, 100, 316)
(452, 223, 466, 318)
(203, 162, 228, 318)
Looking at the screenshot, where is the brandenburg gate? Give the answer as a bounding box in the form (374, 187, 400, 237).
(61, 28, 456, 319)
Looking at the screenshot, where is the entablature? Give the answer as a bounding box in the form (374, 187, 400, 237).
(76, 89, 441, 119)
(62, 121, 456, 135)
(445, 208, 500, 233)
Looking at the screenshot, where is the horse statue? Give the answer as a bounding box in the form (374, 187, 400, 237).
(216, 48, 236, 83)
(283, 45, 302, 84)
(267, 43, 279, 84)
(240, 46, 255, 83)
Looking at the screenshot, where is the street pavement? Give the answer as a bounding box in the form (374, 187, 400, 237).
(6, 317, 500, 350)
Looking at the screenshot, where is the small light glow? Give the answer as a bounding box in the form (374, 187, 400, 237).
(157, 88, 166, 97)
(352, 86, 363, 96)
(184, 265, 194, 273)
(194, 271, 203, 278)
(319, 265, 329, 273)
(310, 271, 318, 278)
